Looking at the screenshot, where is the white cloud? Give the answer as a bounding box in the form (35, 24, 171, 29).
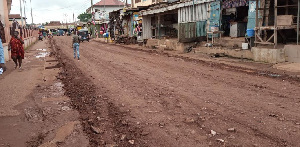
(10, 0, 101, 24)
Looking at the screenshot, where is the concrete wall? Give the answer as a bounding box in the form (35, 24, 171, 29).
(0, 0, 5, 24)
(1, 0, 11, 43)
(133, 0, 153, 8)
(252, 47, 285, 63)
(284, 45, 300, 63)
(24, 36, 37, 49)
(145, 38, 197, 52)
(2, 43, 9, 62)
(94, 6, 124, 21)
(195, 46, 286, 63)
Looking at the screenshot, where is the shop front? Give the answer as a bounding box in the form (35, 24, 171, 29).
(221, 0, 250, 38)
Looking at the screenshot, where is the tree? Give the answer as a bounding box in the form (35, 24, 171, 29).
(77, 12, 92, 22)
(42, 22, 49, 26)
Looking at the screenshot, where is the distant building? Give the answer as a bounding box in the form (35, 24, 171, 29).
(8, 14, 27, 26)
(45, 21, 67, 29)
(132, 0, 179, 8)
(86, 0, 126, 21)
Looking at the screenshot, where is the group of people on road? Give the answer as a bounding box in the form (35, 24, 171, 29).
(0, 29, 80, 75)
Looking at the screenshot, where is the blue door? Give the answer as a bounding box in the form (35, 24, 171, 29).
(209, 1, 221, 32)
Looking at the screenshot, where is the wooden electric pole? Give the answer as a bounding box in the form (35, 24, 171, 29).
(20, 0, 24, 26)
(23, 0, 27, 25)
(30, 0, 33, 24)
(91, 0, 93, 13)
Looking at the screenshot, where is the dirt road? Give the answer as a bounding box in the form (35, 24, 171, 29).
(52, 36, 300, 147)
(0, 40, 89, 147)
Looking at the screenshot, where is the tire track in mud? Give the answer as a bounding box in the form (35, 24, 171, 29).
(78, 41, 293, 146)
(94, 41, 300, 83)
(52, 38, 300, 146)
(50, 39, 146, 147)
(87, 41, 298, 146)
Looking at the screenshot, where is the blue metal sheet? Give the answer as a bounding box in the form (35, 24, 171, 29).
(196, 21, 207, 37)
(209, 1, 221, 30)
(179, 22, 197, 42)
(247, 0, 257, 29)
(209, 1, 221, 38)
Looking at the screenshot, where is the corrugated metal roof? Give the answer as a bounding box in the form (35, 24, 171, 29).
(94, 0, 125, 6)
(8, 14, 22, 19)
(45, 21, 62, 26)
(141, 0, 214, 16)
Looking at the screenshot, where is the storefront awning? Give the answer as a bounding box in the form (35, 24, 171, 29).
(141, 0, 214, 16)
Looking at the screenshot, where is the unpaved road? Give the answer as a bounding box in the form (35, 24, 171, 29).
(52, 36, 300, 147)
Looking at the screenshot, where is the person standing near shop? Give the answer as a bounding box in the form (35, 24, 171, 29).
(9, 31, 24, 69)
(72, 31, 80, 60)
(0, 33, 6, 72)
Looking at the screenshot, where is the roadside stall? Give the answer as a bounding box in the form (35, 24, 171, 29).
(221, 0, 249, 37)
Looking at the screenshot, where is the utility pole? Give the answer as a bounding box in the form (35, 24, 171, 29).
(91, 0, 93, 13)
(23, 0, 27, 25)
(20, 0, 24, 26)
(91, 0, 96, 38)
(63, 13, 68, 29)
(30, 0, 33, 24)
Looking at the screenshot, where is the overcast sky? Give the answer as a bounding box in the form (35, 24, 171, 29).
(10, 0, 127, 24)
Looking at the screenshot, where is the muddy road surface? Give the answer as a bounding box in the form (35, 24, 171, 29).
(51, 36, 300, 147)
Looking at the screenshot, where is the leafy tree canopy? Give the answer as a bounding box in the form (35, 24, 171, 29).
(78, 12, 92, 22)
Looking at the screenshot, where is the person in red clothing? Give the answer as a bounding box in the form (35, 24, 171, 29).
(9, 31, 24, 69)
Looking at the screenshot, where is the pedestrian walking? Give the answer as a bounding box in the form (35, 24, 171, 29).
(9, 31, 24, 69)
(72, 31, 80, 60)
(0, 33, 6, 72)
(42, 31, 47, 39)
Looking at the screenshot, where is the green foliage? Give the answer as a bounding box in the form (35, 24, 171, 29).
(42, 22, 49, 26)
(77, 12, 92, 22)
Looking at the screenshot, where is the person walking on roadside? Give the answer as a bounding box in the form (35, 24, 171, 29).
(0, 33, 6, 72)
(72, 31, 80, 60)
(9, 31, 24, 69)
(42, 31, 47, 39)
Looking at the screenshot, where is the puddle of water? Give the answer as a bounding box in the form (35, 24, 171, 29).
(259, 72, 281, 77)
(36, 49, 47, 51)
(42, 82, 65, 99)
(54, 82, 64, 91)
(36, 52, 50, 58)
(51, 82, 64, 96)
(268, 74, 281, 77)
